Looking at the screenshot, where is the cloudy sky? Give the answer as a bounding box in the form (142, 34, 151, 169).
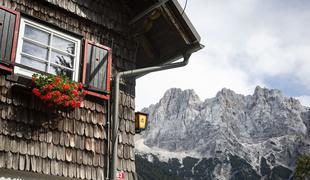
(135, 0, 310, 110)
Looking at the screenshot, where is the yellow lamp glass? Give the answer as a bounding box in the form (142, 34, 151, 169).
(135, 112, 148, 132)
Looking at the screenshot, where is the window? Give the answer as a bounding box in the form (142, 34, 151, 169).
(0, 5, 112, 100)
(15, 18, 81, 81)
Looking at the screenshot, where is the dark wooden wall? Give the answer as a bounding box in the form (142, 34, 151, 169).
(0, 0, 137, 179)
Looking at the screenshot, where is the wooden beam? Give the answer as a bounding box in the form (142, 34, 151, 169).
(129, 0, 170, 25)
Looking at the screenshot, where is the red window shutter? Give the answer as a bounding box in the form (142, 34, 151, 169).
(82, 39, 112, 100)
(0, 5, 20, 73)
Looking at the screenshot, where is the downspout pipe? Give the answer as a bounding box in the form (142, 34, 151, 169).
(105, 98, 111, 180)
(111, 53, 191, 180)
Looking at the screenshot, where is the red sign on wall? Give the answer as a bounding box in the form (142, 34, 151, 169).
(116, 171, 125, 180)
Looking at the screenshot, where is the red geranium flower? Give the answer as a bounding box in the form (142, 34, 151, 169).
(65, 102, 70, 107)
(75, 101, 81, 108)
(45, 92, 52, 100)
(55, 76, 61, 83)
(62, 84, 70, 91)
(55, 90, 61, 97)
(72, 89, 79, 97)
(46, 84, 53, 90)
(32, 88, 41, 97)
(78, 83, 83, 89)
(62, 95, 69, 101)
(54, 97, 63, 104)
(70, 100, 76, 108)
(32, 73, 84, 109)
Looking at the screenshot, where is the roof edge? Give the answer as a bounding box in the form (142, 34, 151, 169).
(168, 0, 201, 43)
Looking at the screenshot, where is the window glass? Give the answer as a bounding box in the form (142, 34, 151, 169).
(24, 25, 50, 45)
(49, 65, 73, 79)
(51, 51, 74, 69)
(22, 41, 48, 60)
(20, 56, 47, 72)
(52, 35, 75, 54)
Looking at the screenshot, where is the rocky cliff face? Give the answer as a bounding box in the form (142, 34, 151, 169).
(136, 87, 310, 179)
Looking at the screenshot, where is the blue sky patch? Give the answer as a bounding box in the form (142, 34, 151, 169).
(265, 74, 310, 97)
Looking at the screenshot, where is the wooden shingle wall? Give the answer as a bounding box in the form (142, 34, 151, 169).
(1, 0, 137, 72)
(117, 91, 136, 179)
(0, 0, 137, 179)
(0, 76, 107, 179)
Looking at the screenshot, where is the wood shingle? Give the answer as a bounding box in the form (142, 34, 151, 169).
(0, 0, 139, 179)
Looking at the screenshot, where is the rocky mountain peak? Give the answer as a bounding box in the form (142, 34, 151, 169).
(138, 87, 310, 178)
(160, 88, 201, 105)
(216, 87, 237, 97)
(253, 86, 284, 102)
(254, 85, 282, 95)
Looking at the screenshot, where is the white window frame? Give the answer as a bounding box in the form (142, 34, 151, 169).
(15, 18, 81, 81)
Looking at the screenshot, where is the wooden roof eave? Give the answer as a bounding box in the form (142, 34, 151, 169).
(130, 0, 203, 68)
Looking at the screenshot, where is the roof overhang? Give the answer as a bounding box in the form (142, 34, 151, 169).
(127, 0, 203, 68)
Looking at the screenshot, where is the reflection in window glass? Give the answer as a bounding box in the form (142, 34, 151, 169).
(21, 56, 47, 72)
(51, 51, 74, 69)
(52, 36, 75, 54)
(49, 65, 73, 79)
(24, 25, 50, 45)
(22, 41, 48, 60)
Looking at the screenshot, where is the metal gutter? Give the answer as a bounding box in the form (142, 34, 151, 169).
(105, 39, 114, 180)
(135, 43, 204, 79)
(110, 52, 192, 180)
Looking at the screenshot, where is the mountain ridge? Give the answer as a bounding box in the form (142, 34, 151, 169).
(136, 86, 310, 179)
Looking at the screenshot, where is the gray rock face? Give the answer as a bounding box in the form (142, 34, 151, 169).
(138, 87, 310, 176)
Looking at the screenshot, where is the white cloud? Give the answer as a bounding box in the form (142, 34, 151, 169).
(296, 96, 310, 107)
(242, 32, 310, 79)
(136, 52, 261, 110)
(135, 0, 310, 109)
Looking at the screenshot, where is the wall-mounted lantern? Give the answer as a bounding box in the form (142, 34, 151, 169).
(135, 112, 148, 133)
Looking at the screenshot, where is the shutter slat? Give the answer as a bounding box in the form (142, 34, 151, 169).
(0, 10, 5, 47)
(87, 44, 93, 84)
(98, 49, 104, 89)
(90, 45, 98, 88)
(89, 45, 95, 86)
(4, 13, 15, 62)
(93, 47, 103, 89)
(0, 11, 10, 61)
(94, 46, 100, 88)
(101, 53, 107, 90)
